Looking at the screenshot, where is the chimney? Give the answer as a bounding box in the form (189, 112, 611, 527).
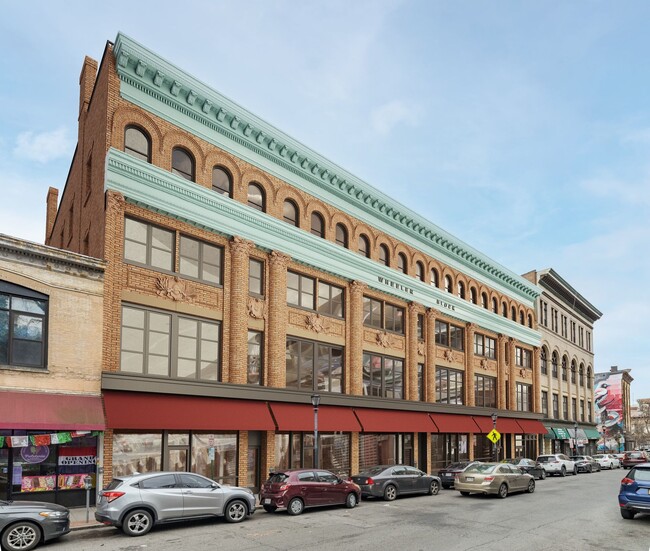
(79, 56, 98, 117)
(45, 187, 59, 243)
(611, 366, 619, 373)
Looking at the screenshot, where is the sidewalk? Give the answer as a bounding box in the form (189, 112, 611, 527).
(69, 506, 107, 531)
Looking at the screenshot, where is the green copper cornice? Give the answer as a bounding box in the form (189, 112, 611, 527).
(112, 32, 539, 303)
(105, 148, 540, 346)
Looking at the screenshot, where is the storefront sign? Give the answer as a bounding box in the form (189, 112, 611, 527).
(21, 445, 50, 464)
(58, 446, 97, 466)
(377, 276, 415, 295)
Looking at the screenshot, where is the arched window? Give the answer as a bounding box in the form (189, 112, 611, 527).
(561, 356, 567, 381)
(552, 352, 558, 378)
(124, 126, 151, 162)
(379, 245, 390, 266)
(397, 253, 407, 274)
(470, 288, 477, 304)
(492, 298, 498, 313)
(540, 347, 548, 374)
(528, 314, 533, 328)
(171, 147, 194, 181)
(212, 166, 232, 197)
(481, 293, 488, 309)
(430, 268, 439, 287)
(457, 282, 465, 299)
(444, 275, 453, 293)
(511, 306, 516, 321)
(358, 235, 370, 257)
(502, 302, 507, 317)
(416, 262, 424, 282)
(335, 224, 348, 247)
(579, 364, 584, 387)
(283, 200, 299, 226)
(311, 212, 324, 237)
(587, 366, 592, 384)
(571, 360, 577, 383)
(247, 183, 265, 212)
(519, 311, 525, 325)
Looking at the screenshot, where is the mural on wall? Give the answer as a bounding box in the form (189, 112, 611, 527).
(594, 372, 625, 451)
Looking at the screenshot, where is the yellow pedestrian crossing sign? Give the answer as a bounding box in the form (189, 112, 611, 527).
(487, 429, 501, 444)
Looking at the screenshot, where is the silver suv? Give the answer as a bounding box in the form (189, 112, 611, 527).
(536, 454, 577, 477)
(95, 472, 256, 536)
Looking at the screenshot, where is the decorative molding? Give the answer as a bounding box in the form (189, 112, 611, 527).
(417, 342, 425, 357)
(230, 236, 254, 255)
(444, 349, 455, 363)
(305, 313, 328, 334)
(247, 297, 267, 320)
(426, 308, 441, 320)
(376, 331, 392, 348)
(106, 191, 126, 216)
(269, 250, 291, 268)
(155, 275, 195, 302)
(350, 280, 368, 296)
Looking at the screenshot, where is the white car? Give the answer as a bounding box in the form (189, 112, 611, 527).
(592, 454, 616, 470)
(536, 454, 577, 476)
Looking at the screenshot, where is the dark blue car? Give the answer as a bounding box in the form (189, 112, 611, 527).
(619, 462, 650, 519)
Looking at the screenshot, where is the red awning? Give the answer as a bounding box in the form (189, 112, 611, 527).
(0, 391, 105, 430)
(103, 391, 275, 431)
(473, 416, 524, 434)
(354, 409, 437, 433)
(516, 419, 548, 434)
(269, 403, 362, 432)
(430, 413, 480, 433)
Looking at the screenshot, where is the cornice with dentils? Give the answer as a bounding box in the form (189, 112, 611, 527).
(112, 32, 539, 303)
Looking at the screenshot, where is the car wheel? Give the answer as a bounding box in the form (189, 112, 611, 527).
(587, 465, 592, 474)
(498, 483, 508, 499)
(621, 509, 636, 520)
(560, 466, 566, 477)
(224, 500, 248, 523)
(122, 509, 154, 537)
(573, 466, 578, 476)
(263, 505, 277, 513)
(383, 484, 397, 501)
(345, 492, 358, 508)
(540, 470, 546, 480)
(287, 497, 304, 516)
(527, 480, 535, 494)
(460, 491, 470, 496)
(428, 480, 440, 496)
(610, 463, 613, 470)
(2, 521, 42, 551)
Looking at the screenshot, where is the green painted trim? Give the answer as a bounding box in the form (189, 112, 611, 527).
(112, 33, 539, 303)
(105, 148, 541, 347)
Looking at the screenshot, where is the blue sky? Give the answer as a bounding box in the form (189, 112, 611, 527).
(1, 1, 649, 400)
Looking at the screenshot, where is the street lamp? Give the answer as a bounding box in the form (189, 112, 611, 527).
(311, 394, 321, 469)
(491, 412, 498, 462)
(574, 421, 579, 456)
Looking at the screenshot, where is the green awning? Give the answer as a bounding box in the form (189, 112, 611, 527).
(543, 426, 555, 439)
(584, 428, 601, 440)
(552, 427, 571, 440)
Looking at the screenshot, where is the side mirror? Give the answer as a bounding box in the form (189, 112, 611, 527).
(211, 483, 219, 489)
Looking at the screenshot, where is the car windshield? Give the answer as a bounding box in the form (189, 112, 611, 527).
(445, 462, 469, 470)
(502, 458, 519, 465)
(630, 468, 650, 482)
(537, 456, 553, 463)
(593, 455, 605, 459)
(627, 452, 643, 458)
(465, 464, 497, 474)
(268, 473, 289, 483)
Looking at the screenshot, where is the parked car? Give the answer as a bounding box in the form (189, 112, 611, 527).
(608, 454, 623, 468)
(455, 462, 535, 498)
(438, 461, 478, 489)
(571, 455, 601, 473)
(95, 471, 256, 536)
(260, 469, 361, 515)
(622, 451, 649, 469)
(0, 499, 69, 551)
(593, 454, 620, 470)
(502, 458, 546, 480)
(351, 465, 441, 501)
(536, 454, 577, 476)
(619, 462, 650, 519)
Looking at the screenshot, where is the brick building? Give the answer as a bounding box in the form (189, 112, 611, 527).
(46, 33, 547, 491)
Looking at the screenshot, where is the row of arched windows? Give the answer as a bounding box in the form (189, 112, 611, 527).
(540, 347, 593, 387)
(124, 124, 532, 327)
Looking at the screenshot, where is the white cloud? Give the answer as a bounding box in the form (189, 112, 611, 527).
(370, 100, 419, 136)
(13, 127, 73, 163)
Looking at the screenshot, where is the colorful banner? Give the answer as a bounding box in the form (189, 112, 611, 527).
(595, 372, 625, 451)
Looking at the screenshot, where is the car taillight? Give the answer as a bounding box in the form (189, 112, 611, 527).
(102, 491, 125, 503)
(279, 484, 289, 491)
(484, 476, 494, 482)
(621, 477, 634, 485)
(365, 477, 374, 485)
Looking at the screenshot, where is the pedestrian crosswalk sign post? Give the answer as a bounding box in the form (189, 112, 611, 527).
(487, 429, 501, 444)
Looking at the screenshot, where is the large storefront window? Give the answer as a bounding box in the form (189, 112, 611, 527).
(436, 367, 464, 404)
(514, 435, 537, 458)
(359, 434, 413, 470)
(362, 353, 403, 398)
(473, 434, 493, 462)
(274, 433, 350, 476)
(113, 433, 162, 476)
(430, 434, 468, 470)
(285, 338, 343, 393)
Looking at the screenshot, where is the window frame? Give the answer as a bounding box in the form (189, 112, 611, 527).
(310, 212, 325, 238)
(362, 352, 404, 399)
(212, 166, 232, 197)
(124, 125, 151, 163)
(287, 271, 344, 319)
(124, 217, 175, 273)
(249, 258, 265, 297)
(362, 296, 403, 334)
(286, 337, 344, 393)
(436, 366, 464, 405)
(178, 234, 223, 286)
(247, 183, 266, 212)
(171, 147, 195, 181)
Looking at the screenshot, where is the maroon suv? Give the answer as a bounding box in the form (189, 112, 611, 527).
(260, 468, 361, 516)
(622, 451, 649, 468)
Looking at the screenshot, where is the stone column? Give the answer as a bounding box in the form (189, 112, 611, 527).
(497, 335, 507, 409)
(349, 281, 367, 396)
(406, 302, 421, 401)
(267, 251, 291, 388)
(508, 338, 517, 411)
(465, 323, 477, 406)
(533, 346, 541, 413)
(425, 309, 440, 402)
(228, 236, 254, 384)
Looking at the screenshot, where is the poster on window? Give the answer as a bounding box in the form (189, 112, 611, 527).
(21, 475, 56, 492)
(58, 447, 97, 467)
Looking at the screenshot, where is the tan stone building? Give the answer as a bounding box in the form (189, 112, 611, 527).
(0, 234, 104, 506)
(46, 33, 548, 491)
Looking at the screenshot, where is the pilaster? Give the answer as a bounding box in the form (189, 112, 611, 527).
(497, 334, 507, 409)
(465, 323, 477, 406)
(267, 251, 291, 388)
(228, 236, 254, 384)
(533, 346, 541, 413)
(508, 338, 517, 410)
(425, 309, 440, 402)
(406, 302, 422, 401)
(349, 281, 367, 395)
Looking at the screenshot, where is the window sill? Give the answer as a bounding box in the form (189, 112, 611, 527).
(0, 364, 49, 374)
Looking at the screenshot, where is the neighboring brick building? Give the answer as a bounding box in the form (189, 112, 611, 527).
(0, 234, 105, 506)
(522, 269, 602, 455)
(46, 33, 547, 490)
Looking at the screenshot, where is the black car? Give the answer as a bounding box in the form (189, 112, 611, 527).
(502, 458, 547, 480)
(571, 455, 601, 473)
(351, 465, 441, 501)
(437, 462, 478, 489)
(0, 500, 70, 551)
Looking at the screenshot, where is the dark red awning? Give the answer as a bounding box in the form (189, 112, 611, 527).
(103, 391, 275, 431)
(430, 413, 480, 433)
(0, 391, 105, 430)
(473, 416, 525, 434)
(516, 419, 548, 434)
(269, 403, 362, 432)
(354, 409, 437, 433)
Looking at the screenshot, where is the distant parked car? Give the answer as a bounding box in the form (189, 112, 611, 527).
(438, 462, 478, 489)
(607, 454, 622, 468)
(619, 462, 650, 519)
(571, 455, 601, 473)
(502, 458, 546, 480)
(593, 454, 619, 470)
(622, 451, 649, 469)
(260, 469, 360, 515)
(0, 499, 70, 551)
(455, 463, 535, 498)
(95, 472, 256, 536)
(351, 465, 441, 501)
(536, 454, 577, 476)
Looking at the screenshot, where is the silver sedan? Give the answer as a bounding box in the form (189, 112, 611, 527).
(455, 462, 535, 498)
